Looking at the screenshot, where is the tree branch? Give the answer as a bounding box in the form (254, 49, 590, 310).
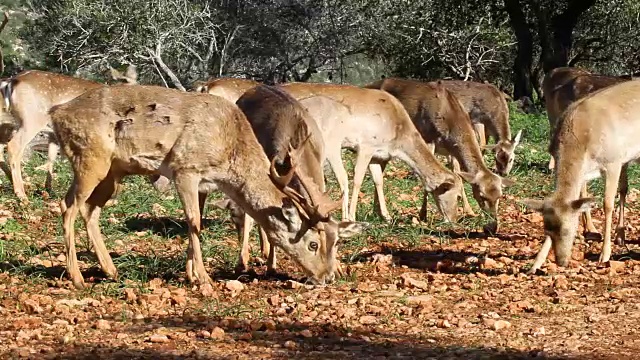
(146, 40, 186, 91)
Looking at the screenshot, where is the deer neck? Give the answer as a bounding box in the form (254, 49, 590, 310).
(446, 124, 489, 177)
(395, 132, 456, 191)
(552, 152, 588, 201)
(488, 112, 511, 144)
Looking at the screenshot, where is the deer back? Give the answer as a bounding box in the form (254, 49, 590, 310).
(236, 84, 325, 191)
(200, 78, 260, 103)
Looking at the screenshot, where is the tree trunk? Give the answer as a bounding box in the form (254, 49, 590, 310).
(504, 0, 534, 100)
(543, 0, 597, 72)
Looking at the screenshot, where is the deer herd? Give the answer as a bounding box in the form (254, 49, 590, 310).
(0, 60, 638, 289)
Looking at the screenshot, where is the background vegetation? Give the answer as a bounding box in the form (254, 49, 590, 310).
(1, 0, 639, 100)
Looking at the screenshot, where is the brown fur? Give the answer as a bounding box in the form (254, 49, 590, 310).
(1, 66, 139, 201)
(49, 84, 357, 289)
(231, 85, 363, 273)
(365, 78, 512, 232)
(437, 80, 521, 176)
(543, 67, 631, 238)
(197, 77, 260, 103)
(524, 80, 640, 273)
(281, 82, 462, 223)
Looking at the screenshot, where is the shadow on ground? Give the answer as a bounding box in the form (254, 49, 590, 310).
(1, 314, 586, 359)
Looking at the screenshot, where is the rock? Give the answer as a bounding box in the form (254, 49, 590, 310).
(94, 319, 111, 330)
(481, 257, 501, 269)
(484, 318, 511, 331)
(400, 273, 430, 291)
(267, 295, 280, 307)
(116, 333, 129, 340)
(553, 275, 569, 290)
(436, 319, 452, 328)
(23, 299, 43, 314)
(148, 334, 169, 343)
(607, 261, 625, 274)
(198, 330, 211, 338)
(532, 326, 546, 337)
(285, 280, 304, 289)
(210, 327, 225, 340)
(407, 295, 433, 306)
(359, 315, 378, 325)
(299, 329, 313, 338)
(225, 280, 244, 294)
(199, 283, 216, 297)
(124, 288, 137, 302)
(284, 340, 297, 349)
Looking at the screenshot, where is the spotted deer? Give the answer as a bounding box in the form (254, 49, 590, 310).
(50, 84, 361, 289)
(0, 66, 138, 201)
(523, 79, 640, 273)
(365, 78, 514, 233)
(543, 67, 630, 241)
(281, 82, 464, 224)
(438, 80, 522, 176)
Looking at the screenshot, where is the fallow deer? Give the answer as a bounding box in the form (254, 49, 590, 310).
(280, 82, 463, 224)
(438, 80, 522, 176)
(543, 67, 630, 241)
(232, 84, 366, 274)
(0, 67, 138, 201)
(523, 79, 640, 273)
(365, 78, 514, 233)
(50, 84, 362, 289)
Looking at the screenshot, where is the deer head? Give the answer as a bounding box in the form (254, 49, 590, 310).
(493, 129, 522, 176)
(109, 65, 138, 85)
(269, 141, 366, 284)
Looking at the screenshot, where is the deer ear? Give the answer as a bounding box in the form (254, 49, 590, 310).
(571, 197, 597, 213)
(513, 129, 523, 146)
(281, 197, 303, 231)
(212, 198, 231, 210)
(501, 177, 516, 187)
(456, 171, 476, 184)
(337, 221, 369, 239)
(520, 199, 545, 212)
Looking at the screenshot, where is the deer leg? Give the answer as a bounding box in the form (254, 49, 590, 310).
(261, 227, 277, 274)
(236, 213, 254, 273)
(6, 122, 46, 201)
(348, 149, 374, 221)
(615, 164, 629, 245)
(174, 174, 213, 286)
(528, 235, 553, 275)
(198, 191, 208, 228)
(61, 162, 110, 289)
(79, 172, 119, 279)
(326, 148, 350, 221)
(451, 157, 476, 217)
(34, 139, 59, 193)
(580, 182, 600, 239)
(369, 159, 391, 222)
(599, 164, 622, 264)
(419, 143, 437, 221)
(473, 123, 487, 151)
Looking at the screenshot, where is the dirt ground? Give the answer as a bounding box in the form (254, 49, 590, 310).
(2, 190, 640, 360)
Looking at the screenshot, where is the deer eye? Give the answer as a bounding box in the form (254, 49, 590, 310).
(308, 242, 318, 251)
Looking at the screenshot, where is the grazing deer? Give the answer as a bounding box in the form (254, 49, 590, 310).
(438, 80, 522, 176)
(365, 78, 514, 233)
(232, 84, 366, 273)
(50, 84, 362, 289)
(195, 77, 259, 102)
(0, 66, 138, 201)
(281, 82, 463, 223)
(523, 80, 640, 273)
(543, 67, 630, 240)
